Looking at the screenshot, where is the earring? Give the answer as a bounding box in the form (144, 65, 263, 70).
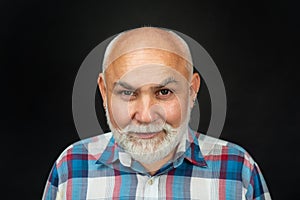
(193, 95, 197, 105)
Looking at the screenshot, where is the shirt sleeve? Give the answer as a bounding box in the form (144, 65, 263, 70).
(42, 163, 59, 200)
(244, 161, 272, 200)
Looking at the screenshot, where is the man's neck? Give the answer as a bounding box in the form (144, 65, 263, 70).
(140, 149, 176, 176)
(138, 130, 188, 175)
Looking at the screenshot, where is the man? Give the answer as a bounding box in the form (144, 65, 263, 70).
(43, 27, 271, 199)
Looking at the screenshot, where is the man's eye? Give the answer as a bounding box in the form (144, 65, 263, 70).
(159, 89, 171, 95)
(117, 90, 137, 101)
(121, 90, 134, 96)
(157, 89, 173, 97)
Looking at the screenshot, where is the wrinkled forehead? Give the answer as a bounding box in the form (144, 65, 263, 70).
(113, 64, 190, 90)
(104, 46, 193, 71)
(104, 49, 191, 88)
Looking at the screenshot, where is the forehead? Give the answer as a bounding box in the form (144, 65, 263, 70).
(105, 49, 191, 86)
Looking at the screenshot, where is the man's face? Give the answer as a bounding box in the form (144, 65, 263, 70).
(98, 49, 199, 163)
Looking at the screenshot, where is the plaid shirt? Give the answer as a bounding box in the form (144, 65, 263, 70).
(42, 129, 271, 200)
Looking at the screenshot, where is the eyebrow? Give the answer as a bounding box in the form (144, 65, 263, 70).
(114, 81, 135, 90)
(114, 76, 178, 90)
(158, 77, 179, 88)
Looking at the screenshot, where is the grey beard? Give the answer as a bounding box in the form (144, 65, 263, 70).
(104, 106, 191, 164)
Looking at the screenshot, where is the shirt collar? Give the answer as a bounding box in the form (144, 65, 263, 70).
(182, 128, 207, 167)
(95, 128, 208, 168)
(95, 136, 119, 165)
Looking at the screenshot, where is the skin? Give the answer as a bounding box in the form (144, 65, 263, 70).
(97, 28, 201, 174)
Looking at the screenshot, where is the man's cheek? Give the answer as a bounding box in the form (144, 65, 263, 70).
(163, 101, 184, 127)
(110, 100, 132, 129)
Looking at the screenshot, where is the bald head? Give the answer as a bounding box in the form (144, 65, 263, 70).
(102, 27, 193, 76)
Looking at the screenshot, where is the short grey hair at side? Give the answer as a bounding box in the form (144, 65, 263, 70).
(102, 32, 124, 74)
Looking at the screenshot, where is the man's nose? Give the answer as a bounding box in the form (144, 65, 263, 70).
(131, 95, 162, 124)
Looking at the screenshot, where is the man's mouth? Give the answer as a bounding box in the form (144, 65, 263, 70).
(132, 131, 163, 139)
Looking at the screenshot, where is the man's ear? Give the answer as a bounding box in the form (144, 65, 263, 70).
(189, 73, 201, 108)
(98, 73, 107, 108)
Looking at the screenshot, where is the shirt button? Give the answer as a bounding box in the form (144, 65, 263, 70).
(148, 179, 153, 185)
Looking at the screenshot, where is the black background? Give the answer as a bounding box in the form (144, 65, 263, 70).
(1, 0, 298, 199)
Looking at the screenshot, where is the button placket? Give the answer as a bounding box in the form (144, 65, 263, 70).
(147, 178, 154, 185)
(144, 176, 159, 198)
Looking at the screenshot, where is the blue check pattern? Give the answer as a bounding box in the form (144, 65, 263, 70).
(43, 129, 271, 199)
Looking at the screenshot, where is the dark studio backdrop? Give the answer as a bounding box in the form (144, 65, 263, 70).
(1, 0, 298, 199)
